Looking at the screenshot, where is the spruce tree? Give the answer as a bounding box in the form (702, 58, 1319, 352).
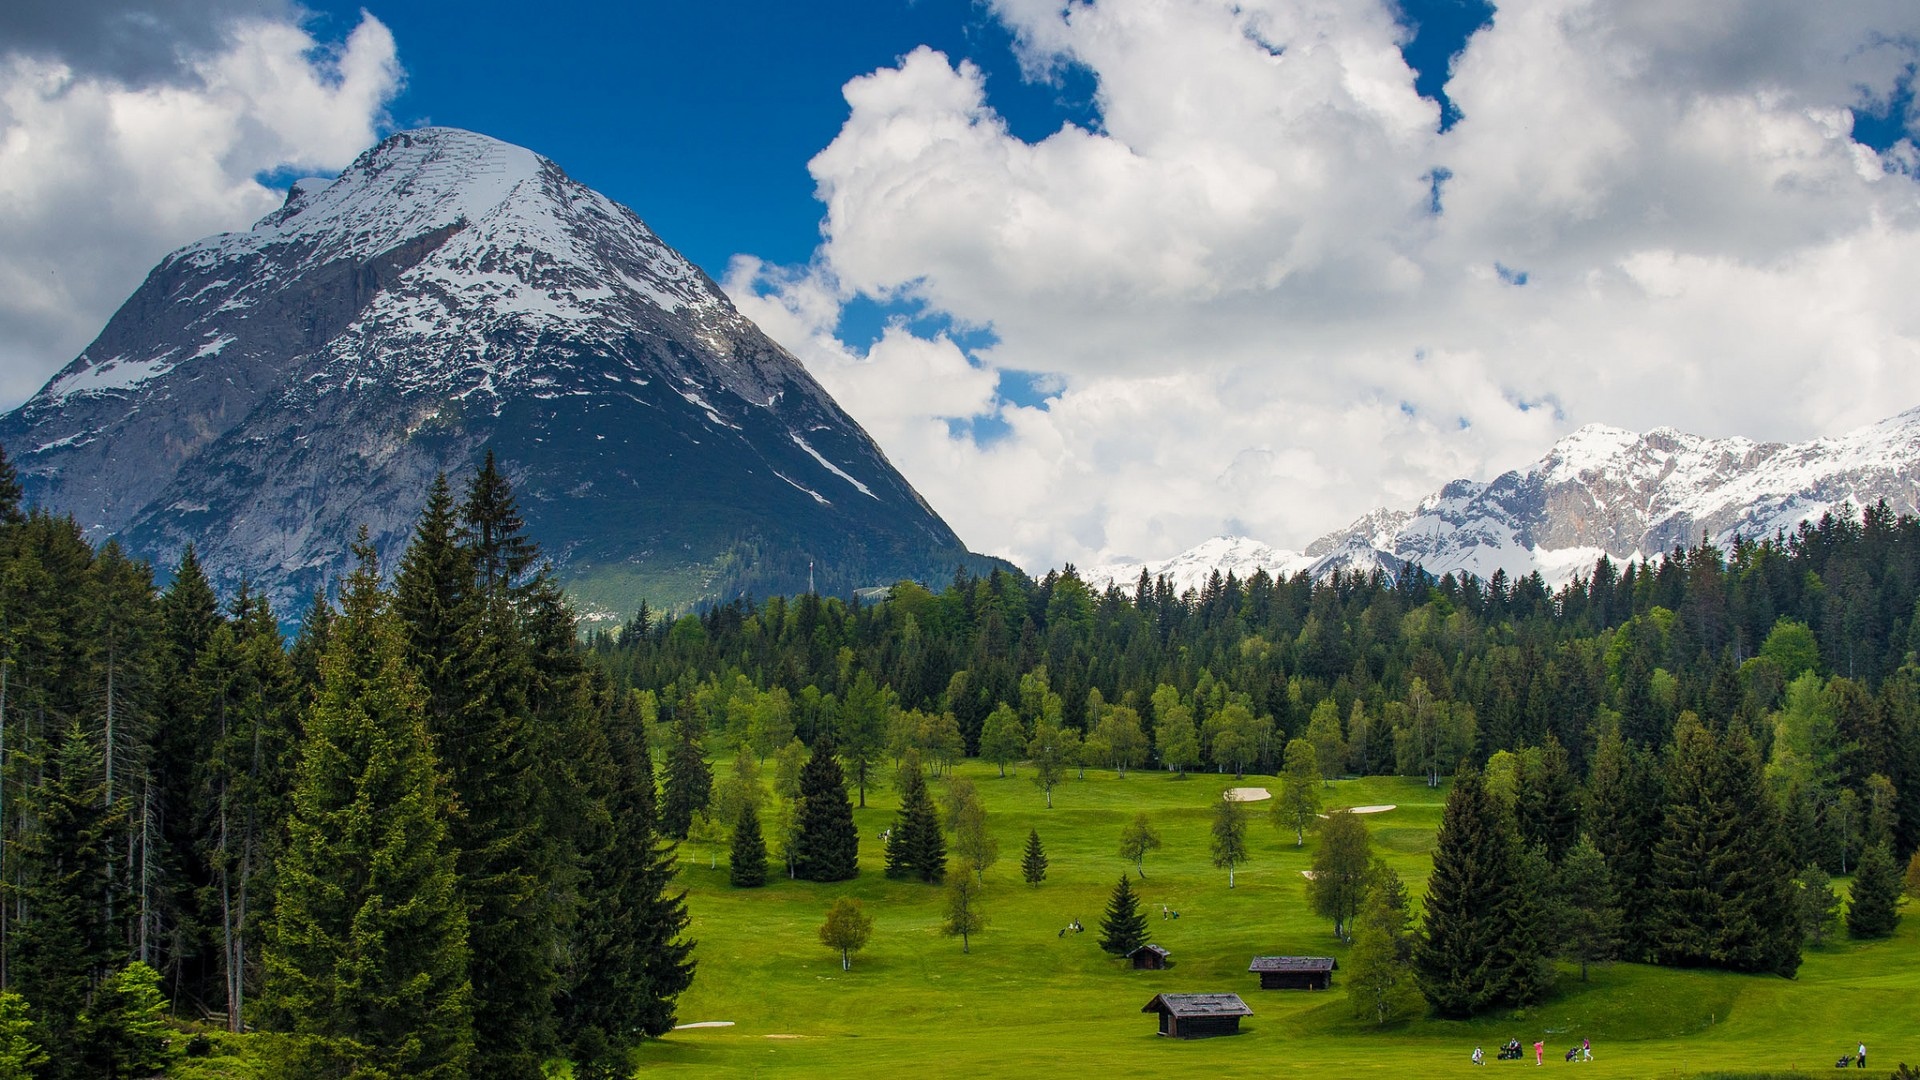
(264, 536, 472, 1080)
(1021, 829, 1048, 885)
(13, 721, 119, 1080)
(1794, 864, 1840, 946)
(1650, 716, 1801, 976)
(78, 961, 171, 1079)
(661, 711, 712, 841)
(557, 681, 693, 1073)
(1517, 736, 1580, 862)
(1414, 768, 1542, 1016)
(729, 801, 768, 888)
(0, 992, 47, 1080)
(793, 736, 859, 881)
(1584, 729, 1665, 958)
(884, 753, 945, 883)
(1846, 841, 1903, 938)
(1557, 836, 1622, 981)
(1098, 874, 1148, 955)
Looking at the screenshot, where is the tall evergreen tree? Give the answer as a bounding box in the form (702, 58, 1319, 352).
(1649, 715, 1801, 976)
(1098, 874, 1148, 956)
(729, 801, 768, 888)
(1414, 768, 1544, 1016)
(1584, 728, 1666, 958)
(263, 536, 472, 1080)
(884, 753, 945, 883)
(1020, 828, 1048, 885)
(556, 682, 693, 1075)
(1846, 841, 1903, 938)
(13, 721, 119, 1080)
(660, 710, 712, 841)
(194, 587, 298, 1034)
(792, 736, 859, 881)
(1516, 736, 1580, 862)
(1556, 835, 1622, 981)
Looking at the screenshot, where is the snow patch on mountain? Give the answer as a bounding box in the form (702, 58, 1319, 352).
(1090, 406, 1920, 595)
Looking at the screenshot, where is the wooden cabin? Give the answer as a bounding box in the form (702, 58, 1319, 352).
(1141, 993, 1252, 1038)
(1248, 955, 1337, 990)
(1130, 944, 1171, 970)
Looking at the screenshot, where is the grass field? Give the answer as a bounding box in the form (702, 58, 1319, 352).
(633, 760, 1917, 1079)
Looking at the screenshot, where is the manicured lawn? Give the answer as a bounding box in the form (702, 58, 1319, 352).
(634, 761, 1916, 1078)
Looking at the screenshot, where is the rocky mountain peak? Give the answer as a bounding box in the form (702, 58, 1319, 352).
(1, 127, 994, 618)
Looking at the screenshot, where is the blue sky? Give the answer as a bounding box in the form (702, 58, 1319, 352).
(4, 1, 1920, 572)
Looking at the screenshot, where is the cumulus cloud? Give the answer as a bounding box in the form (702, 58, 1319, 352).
(729, 0, 1920, 573)
(0, 9, 402, 407)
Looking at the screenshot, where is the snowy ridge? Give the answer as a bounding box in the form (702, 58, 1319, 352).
(1083, 536, 1317, 594)
(1090, 406, 1920, 594)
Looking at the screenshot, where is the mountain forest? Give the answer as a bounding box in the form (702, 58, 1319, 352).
(0, 432, 1917, 1076)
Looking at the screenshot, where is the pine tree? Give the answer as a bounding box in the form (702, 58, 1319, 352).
(13, 721, 120, 1080)
(1020, 828, 1048, 885)
(263, 535, 472, 1080)
(1098, 874, 1148, 956)
(1794, 864, 1840, 946)
(729, 801, 768, 888)
(556, 681, 693, 1070)
(661, 710, 712, 841)
(883, 753, 945, 883)
(1583, 728, 1665, 958)
(1517, 736, 1580, 862)
(1557, 836, 1621, 981)
(1414, 768, 1543, 1016)
(1846, 841, 1903, 938)
(1650, 716, 1801, 975)
(793, 736, 859, 881)
(78, 961, 171, 1079)
(0, 991, 47, 1080)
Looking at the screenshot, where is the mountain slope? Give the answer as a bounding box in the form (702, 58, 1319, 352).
(1091, 407, 1920, 592)
(0, 127, 999, 618)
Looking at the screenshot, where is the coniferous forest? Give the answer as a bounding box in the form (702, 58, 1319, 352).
(0, 449, 691, 1079)
(2, 425, 1920, 1073)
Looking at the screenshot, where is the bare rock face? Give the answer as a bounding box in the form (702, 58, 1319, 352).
(0, 128, 997, 619)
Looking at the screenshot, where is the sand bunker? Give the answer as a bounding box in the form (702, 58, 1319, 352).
(1346, 804, 1396, 814)
(1300, 870, 1318, 879)
(674, 1021, 735, 1030)
(1224, 787, 1272, 802)
(765, 1035, 806, 1040)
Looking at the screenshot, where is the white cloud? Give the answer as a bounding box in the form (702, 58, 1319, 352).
(729, 0, 1920, 574)
(0, 12, 402, 407)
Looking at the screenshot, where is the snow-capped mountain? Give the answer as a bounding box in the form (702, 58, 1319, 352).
(0, 127, 997, 616)
(1090, 407, 1920, 593)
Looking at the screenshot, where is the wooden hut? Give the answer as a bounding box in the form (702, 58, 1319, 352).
(1248, 956, 1336, 990)
(1129, 944, 1171, 970)
(1141, 993, 1252, 1038)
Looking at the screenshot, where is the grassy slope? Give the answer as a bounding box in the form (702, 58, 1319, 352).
(637, 764, 1916, 1079)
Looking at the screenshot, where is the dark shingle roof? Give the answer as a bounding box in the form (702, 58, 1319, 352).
(1130, 944, 1171, 959)
(1141, 993, 1253, 1018)
(1248, 956, 1337, 973)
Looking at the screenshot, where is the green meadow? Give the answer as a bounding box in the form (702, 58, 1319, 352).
(634, 761, 1916, 1079)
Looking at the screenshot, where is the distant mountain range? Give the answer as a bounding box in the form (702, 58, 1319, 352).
(1086, 406, 1920, 594)
(0, 128, 1003, 620)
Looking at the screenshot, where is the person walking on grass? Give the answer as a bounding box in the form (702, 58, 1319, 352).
(1534, 1040, 1543, 1065)
(1472, 1047, 1484, 1065)
(1582, 1037, 1591, 1061)
(1857, 1042, 1866, 1069)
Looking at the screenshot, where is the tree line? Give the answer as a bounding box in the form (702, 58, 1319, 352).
(0, 448, 692, 1078)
